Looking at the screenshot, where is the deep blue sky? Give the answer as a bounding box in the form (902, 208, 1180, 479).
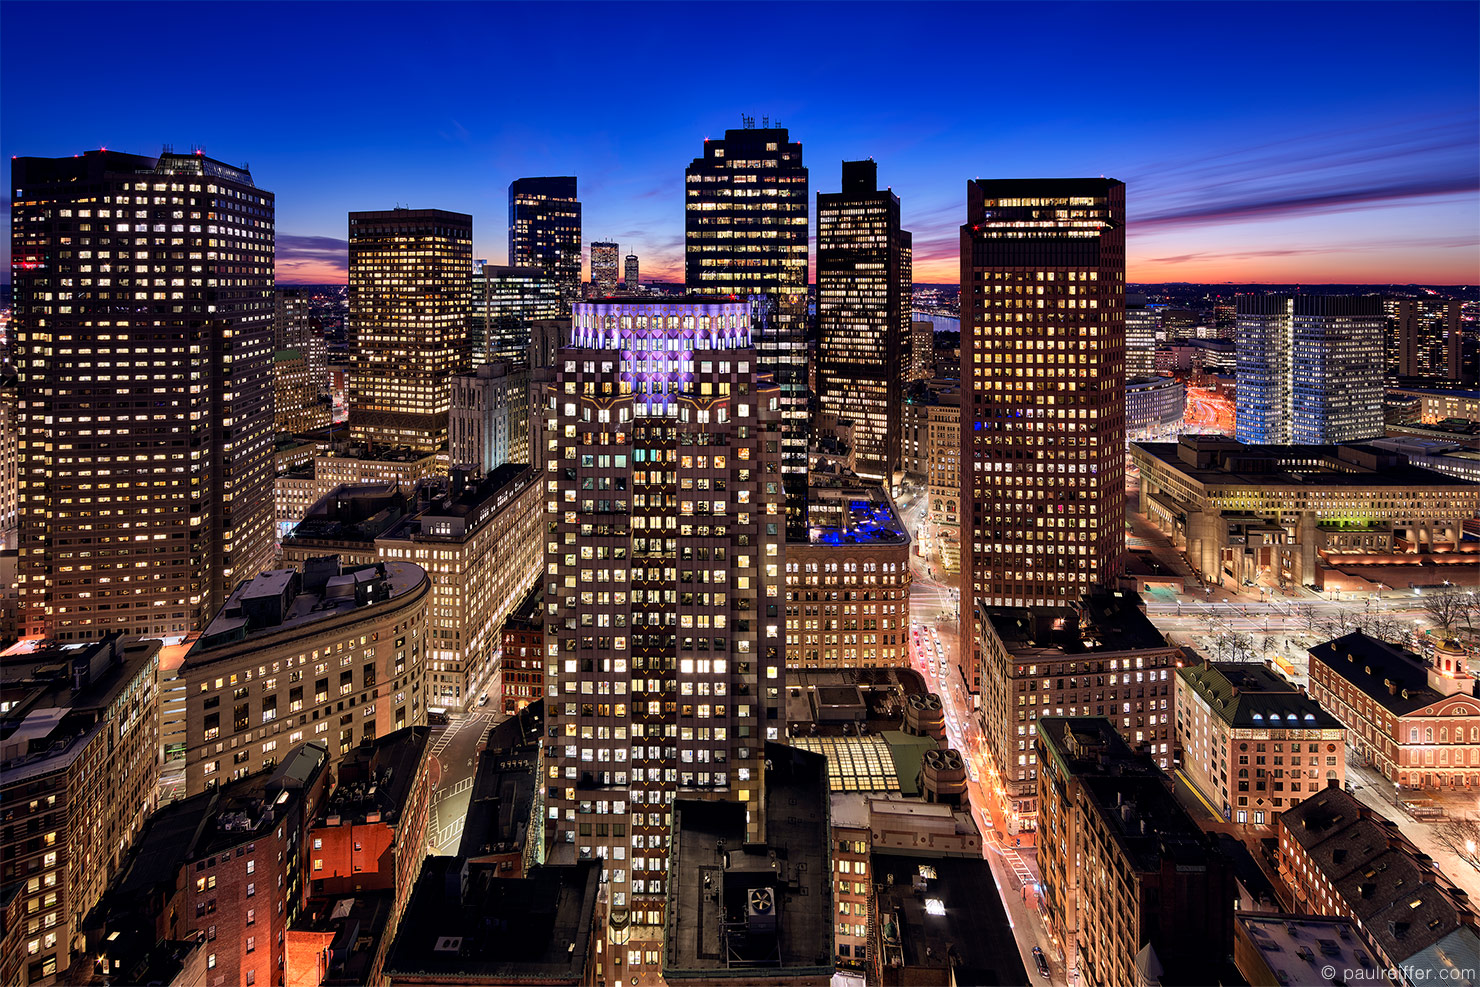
(3, 1, 1477, 284)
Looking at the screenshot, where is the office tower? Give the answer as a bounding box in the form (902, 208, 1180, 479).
(911, 319, 935, 381)
(1395, 297, 1463, 383)
(180, 557, 431, 794)
(348, 208, 473, 452)
(470, 265, 563, 366)
(542, 298, 786, 964)
(1235, 294, 1384, 445)
(508, 177, 582, 308)
(590, 240, 620, 296)
(450, 362, 531, 474)
(816, 159, 913, 480)
(960, 178, 1127, 616)
(274, 347, 331, 435)
(1125, 293, 1157, 379)
(1, 636, 160, 986)
(685, 126, 810, 475)
(274, 287, 327, 394)
(11, 149, 277, 641)
(624, 251, 640, 291)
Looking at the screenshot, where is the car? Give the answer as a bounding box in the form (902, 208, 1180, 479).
(478, 693, 489, 707)
(1032, 946, 1050, 979)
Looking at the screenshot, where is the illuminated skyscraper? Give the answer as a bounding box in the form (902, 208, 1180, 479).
(508, 176, 582, 308)
(11, 149, 276, 640)
(274, 286, 327, 394)
(684, 126, 809, 475)
(1394, 297, 1463, 383)
(1125, 293, 1157, 379)
(1235, 294, 1384, 445)
(817, 159, 912, 480)
(470, 264, 563, 365)
(541, 298, 786, 968)
(960, 178, 1126, 618)
(624, 251, 640, 292)
(590, 240, 620, 296)
(348, 208, 472, 451)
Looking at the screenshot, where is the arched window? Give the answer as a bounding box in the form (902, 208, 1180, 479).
(1441, 727, 1449, 743)
(1426, 727, 1434, 744)
(1410, 727, 1420, 743)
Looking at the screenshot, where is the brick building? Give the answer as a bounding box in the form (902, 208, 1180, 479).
(499, 583, 543, 715)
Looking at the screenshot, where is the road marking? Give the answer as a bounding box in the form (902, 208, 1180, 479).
(1176, 769, 1223, 817)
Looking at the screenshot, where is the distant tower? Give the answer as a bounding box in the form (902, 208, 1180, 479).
(685, 126, 810, 476)
(348, 208, 473, 451)
(508, 177, 582, 310)
(817, 159, 912, 481)
(590, 241, 620, 296)
(624, 251, 640, 292)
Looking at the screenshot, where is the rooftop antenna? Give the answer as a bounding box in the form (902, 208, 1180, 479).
(761, 115, 769, 128)
(741, 114, 754, 129)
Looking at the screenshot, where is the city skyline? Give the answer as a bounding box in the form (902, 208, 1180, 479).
(2, 1, 1476, 286)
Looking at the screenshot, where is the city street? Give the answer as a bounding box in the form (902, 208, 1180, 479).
(423, 707, 499, 854)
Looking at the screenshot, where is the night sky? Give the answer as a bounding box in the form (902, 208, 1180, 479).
(3, 1, 1476, 285)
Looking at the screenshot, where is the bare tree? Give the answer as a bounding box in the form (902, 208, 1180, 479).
(1421, 587, 1472, 639)
(1431, 816, 1480, 866)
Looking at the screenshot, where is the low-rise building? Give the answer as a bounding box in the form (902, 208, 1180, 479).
(1308, 631, 1480, 789)
(1234, 913, 1394, 987)
(784, 483, 911, 670)
(499, 583, 543, 715)
(180, 559, 431, 796)
(0, 636, 160, 986)
(83, 742, 331, 987)
(1175, 660, 1346, 829)
(663, 743, 834, 987)
(977, 593, 1178, 834)
(871, 854, 1027, 987)
(1132, 435, 1480, 589)
(1126, 375, 1185, 442)
(1387, 387, 1480, 425)
(1037, 717, 1235, 987)
(1278, 787, 1480, 978)
(382, 858, 602, 987)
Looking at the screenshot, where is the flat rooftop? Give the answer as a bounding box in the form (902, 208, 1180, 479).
(793, 484, 910, 547)
(317, 727, 430, 827)
(985, 592, 1170, 656)
(664, 743, 833, 980)
(1237, 914, 1392, 987)
(873, 854, 1028, 986)
(1133, 438, 1475, 488)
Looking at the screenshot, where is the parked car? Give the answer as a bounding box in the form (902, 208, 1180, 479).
(1032, 946, 1050, 979)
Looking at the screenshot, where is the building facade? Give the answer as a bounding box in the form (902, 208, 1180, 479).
(1235, 294, 1384, 445)
(450, 362, 531, 475)
(274, 288, 327, 396)
(910, 320, 935, 382)
(1175, 661, 1346, 829)
(180, 559, 431, 795)
(624, 252, 639, 292)
(274, 348, 331, 436)
(979, 595, 1178, 834)
(542, 298, 788, 970)
(590, 241, 620, 297)
(1037, 717, 1234, 987)
(1308, 632, 1480, 789)
(348, 208, 472, 451)
(508, 177, 582, 309)
(1125, 294, 1158, 380)
(471, 264, 563, 366)
(1131, 436, 1480, 589)
(12, 150, 276, 641)
(1125, 375, 1185, 441)
(0, 636, 160, 986)
(1394, 298, 1463, 384)
(783, 483, 911, 669)
(499, 584, 543, 715)
(684, 127, 809, 476)
(816, 160, 912, 480)
(960, 178, 1127, 616)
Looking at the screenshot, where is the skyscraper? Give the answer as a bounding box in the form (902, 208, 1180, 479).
(816, 159, 912, 480)
(1394, 297, 1463, 383)
(960, 178, 1127, 617)
(11, 149, 277, 640)
(685, 126, 810, 475)
(348, 208, 472, 451)
(470, 264, 563, 365)
(590, 240, 620, 296)
(624, 251, 640, 292)
(1235, 294, 1384, 445)
(1125, 293, 1157, 379)
(542, 298, 786, 964)
(508, 176, 582, 308)
(274, 287, 327, 395)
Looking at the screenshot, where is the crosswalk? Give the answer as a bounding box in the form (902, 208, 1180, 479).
(1001, 844, 1035, 887)
(433, 776, 474, 805)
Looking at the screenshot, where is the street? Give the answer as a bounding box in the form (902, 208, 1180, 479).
(423, 707, 499, 854)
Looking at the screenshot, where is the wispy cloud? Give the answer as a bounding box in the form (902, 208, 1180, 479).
(277, 234, 347, 283)
(1135, 176, 1478, 231)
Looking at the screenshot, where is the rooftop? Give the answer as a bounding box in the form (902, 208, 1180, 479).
(664, 743, 833, 980)
(873, 854, 1028, 986)
(383, 858, 600, 985)
(984, 592, 1171, 657)
(1308, 631, 1466, 715)
(187, 558, 427, 658)
(1, 636, 160, 786)
(284, 483, 406, 545)
(1237, 914, 1392, 987)
(292, 892, 396, 987)
(1178, 661, 1343, 730)
(316, 727, 430, 828)
(792, 483, 910, 548)
(1132, 437, 1475, 488)
(380, 464, 535, 542)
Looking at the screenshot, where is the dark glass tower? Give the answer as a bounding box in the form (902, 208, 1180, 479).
(11, 149, 276, 640)
(508, 176, 582, 310)
(960, 178, 1127, 623)
(684, 127, 809, 475)
(816, 159, 912, 480)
